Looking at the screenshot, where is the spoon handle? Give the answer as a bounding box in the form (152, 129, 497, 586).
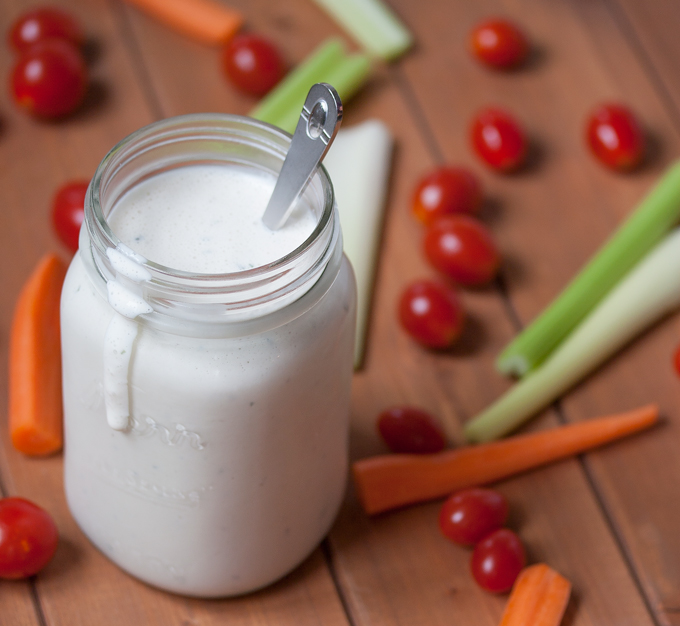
(262, 83, 342, 230)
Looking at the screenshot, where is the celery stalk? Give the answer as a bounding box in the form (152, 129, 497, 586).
(273, 53, 371, 134)
(465, 228, 680, 443)
(250, 38, 345, 126)
(497, 161, 680, 377)
(324, 120, 394, 367)
(311, 0, 412, 60)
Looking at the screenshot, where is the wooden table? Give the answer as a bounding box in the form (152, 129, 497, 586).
(2, 0, 680, 624)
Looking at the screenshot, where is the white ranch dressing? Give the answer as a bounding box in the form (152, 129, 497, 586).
(108, 165, 316, 274)
(101, 165, 317, 433)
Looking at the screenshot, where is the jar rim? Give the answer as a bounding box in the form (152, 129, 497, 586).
(87, 113, 335, 282)
(82, 113, 341, 325)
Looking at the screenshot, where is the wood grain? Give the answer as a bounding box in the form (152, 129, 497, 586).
(0, 1, 347, 625)
(1, 0, 680, 624)
(586, 1, 680, 623)
(0, 574, 38, 626)
(0, 0, 350, 624)
(0, 0, 154, 623)
(392, 0, 680, 624)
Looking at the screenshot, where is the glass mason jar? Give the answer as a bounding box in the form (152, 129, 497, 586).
(60, 114, 357, 597)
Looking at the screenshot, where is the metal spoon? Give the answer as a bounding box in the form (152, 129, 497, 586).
(262, 83, 342, 230)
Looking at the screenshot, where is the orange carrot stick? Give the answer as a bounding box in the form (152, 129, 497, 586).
(499, 564, 571, 626)
(353, 404, 658, 515)
(124, 0, 244, 46)
(9, 254, 68, 456)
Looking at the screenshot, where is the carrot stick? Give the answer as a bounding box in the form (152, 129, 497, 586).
(499, 564, 571, 626)
(9, 254, 68, 456)
(123, 0, 244, 46)
(353, 404, 658, 515)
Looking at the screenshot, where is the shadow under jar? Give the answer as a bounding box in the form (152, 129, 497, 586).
(60, 114, 357, 597)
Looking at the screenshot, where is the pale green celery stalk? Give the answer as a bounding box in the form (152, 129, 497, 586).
(274, 54, 371, 134)
(323, 120, 394, 368)
(312, 0, 412, 60)
(497, 161, 680, 377)
(250, 38, 345, 125)
(465, 228, 680, 443)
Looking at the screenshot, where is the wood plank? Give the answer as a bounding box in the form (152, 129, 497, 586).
(0, 1, 350, 625)
(119, 0, 350, 119)
(0, 475, 38, 626)
(546, 2, 680, 624)
(122, 0, 670, 623)
(0, 0, 153, 624)
(1, 453, 347, 626)
(560, 3, 680, 624)
(392, 0, 680, 624)
(0, 581, 38, 626)
(0, 0, 674, 625)
(607, 0, 680, 129)
(329, 53, 655, 626)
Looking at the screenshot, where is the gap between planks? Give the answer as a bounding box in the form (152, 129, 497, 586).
(0, 467, 45, 626)
(320, 539, 359, 626)
(574, 439, 667, 626)
(106, 0, 166, 121)
(0, 464, 7, 499)
(603, 0, 680, 139)
(28, 583, 48, 626)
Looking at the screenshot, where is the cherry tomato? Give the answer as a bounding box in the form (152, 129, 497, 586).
(424, 215, 500, 286)
(222, 33, 284, 96)
(52, 180, 88, 252)
(673, 343, 680, 379)
(470, 528, 525, 593)
(398, 280, 465, 349)
(412, 167, 483, 224)
(439, 488, 509, 546)
(8, 7, 84, 53)
(0, 497, 58, 579)
(377, 407, 446, 454)
(470, 107, 528, 172)
(10, 39, 87, 118)
(586, 103, 645, 172)
(469, 18, 529, 69)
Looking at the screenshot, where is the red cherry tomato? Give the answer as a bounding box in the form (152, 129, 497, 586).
(8, 7, 84, 53)
(673, 344, 680, 379)
(470, 528, 525, 593)
(52, 181, 88, 252)
(398, 280, 465, 349)
(377, 407, 446, 454)
(10, 39, 87, 118)
(0, 497, 59, 579)
(424, 215, 500, 286)
(412, 167, 483, 224)
(471, 107, 528, 172)
(586, 103, 645, 171)
(222, 33, 284, 96)
(439, 488, 509, 546)
(469, 18, 528, 69)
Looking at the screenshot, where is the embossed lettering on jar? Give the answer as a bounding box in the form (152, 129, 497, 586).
(60, 115, 357, 597)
